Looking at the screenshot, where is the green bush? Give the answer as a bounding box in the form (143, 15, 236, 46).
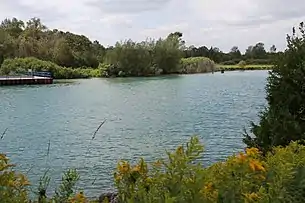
(220, 59, 241, 65)
(113, 137, 305, 203)
(0, 57, 101, 79)
(238, 60, 247, 68)
(244, 22, 305, 154)
(103, 34, 184, 77)
(0, 153, 30, 203)
(179, 57, 216, 74)
(245, 59, 272, 65)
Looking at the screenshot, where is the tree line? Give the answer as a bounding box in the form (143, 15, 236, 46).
(185, 43, 280, 65)
(0, 17, 279, 77)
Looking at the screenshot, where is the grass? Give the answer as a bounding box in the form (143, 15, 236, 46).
(216, 64, 273, 71)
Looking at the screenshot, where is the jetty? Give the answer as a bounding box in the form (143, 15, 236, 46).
(0, 71, 53, 86)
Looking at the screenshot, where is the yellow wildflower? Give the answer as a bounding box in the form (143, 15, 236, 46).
(244, 192, 259, 202)
(114, 173, 122, 181)
(176, 146, 184, 155)
(131, 165, 141, 172)
(153, 160, 162, 168)
(249, 160, 265, 172)
(0, 154, 9, 162)
(202, 182, 213, 192)
(236, 152, 247, 163)
(201, 183, 218, 201)
(19, 174, 30, 186)
(246, 148, 260, 157)
(71, 191, 86, 203)
(117, 161, 130, 174)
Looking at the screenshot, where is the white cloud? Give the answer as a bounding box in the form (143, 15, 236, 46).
(0, 0, 304, 51)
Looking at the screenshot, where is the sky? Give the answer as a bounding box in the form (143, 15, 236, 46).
(1, 0, 305, 52)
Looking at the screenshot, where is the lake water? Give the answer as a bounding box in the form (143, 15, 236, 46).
(0, 70, 268, 197)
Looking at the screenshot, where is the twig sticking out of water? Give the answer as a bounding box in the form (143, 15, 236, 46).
(1, 128, 8, 139)
(92, 177, 97, 185)
(92, 119, 106, 140)
(47, 139, 51, 157)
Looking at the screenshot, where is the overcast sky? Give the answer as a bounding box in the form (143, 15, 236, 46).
(1, 0, 305, 52)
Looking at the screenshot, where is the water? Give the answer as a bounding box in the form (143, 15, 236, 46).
(0, 70, 268, 197)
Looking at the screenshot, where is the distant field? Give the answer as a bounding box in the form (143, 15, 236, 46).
(217, 64, 273, 71)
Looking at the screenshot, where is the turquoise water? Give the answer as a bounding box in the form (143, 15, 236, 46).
(0, 70, 268, 197)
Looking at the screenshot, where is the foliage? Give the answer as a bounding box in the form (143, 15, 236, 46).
(180, 57, 216, 74)
(103, 34, 184, 77)
(5, 137, 305, 202)
(0, 17, 103, 68)
(0, 153, 89, 203)
(0, 17, 281, 78)
(217, 64, 272, 71)
(0, 153, 30, 203)
(53, 169, 80, 203)
(238, 60, 247, 68)
(243, 22, 305, 154)
(113, 137, 305, 203)
(184, 44, 280, 65)
(0, 57, 101, 79)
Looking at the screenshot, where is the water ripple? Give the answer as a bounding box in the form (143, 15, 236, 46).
(0, 71, 268, 197)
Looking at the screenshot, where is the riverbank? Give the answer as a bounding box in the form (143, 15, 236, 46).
(0, 56, 273, 80)
(217, 64, 273, 71)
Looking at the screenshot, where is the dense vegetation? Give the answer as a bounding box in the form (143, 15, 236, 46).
(243, 22, 305, 154)
(2, 21, 304, 203)
(0, 17, 277, 78)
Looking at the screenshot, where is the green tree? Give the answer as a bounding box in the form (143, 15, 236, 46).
(243, 22, 305, 153)
(269, 45, 277, 53)
(230, 46, 242, 59)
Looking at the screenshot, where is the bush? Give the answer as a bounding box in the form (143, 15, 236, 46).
(244, 22, 305, 154)
(0, 153, 30, 203)
(180, 57, 216, 74)
(113, 136, 305, 203)
(104, 35, 184, 77)
(220, 59, 241, 65)
(238, 60, 247, 68)
(0, 153, 89, 203)
(245, 59, 272, 65)
(0, 57, 100, 79)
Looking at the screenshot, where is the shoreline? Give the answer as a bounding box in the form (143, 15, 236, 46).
(52, 67, 272, 81)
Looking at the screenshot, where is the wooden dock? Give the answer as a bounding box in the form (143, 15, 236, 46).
(0, 76, 53, 86)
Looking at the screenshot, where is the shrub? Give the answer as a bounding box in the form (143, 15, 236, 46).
(104, 35, 184, 77)
(0, 57, 100, 79)
(220, 59, 241, 65)
(245, 59, 272, 65)
(180, 57, 216, 74)
(0, 153, 30, 203)
(238, 60, 247, 68)
(113, 136, 305, 203)
(243, 22, 305, 153)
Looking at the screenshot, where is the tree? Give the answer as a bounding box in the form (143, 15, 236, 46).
(0, 17, 24, 37)
(245, 46, 254, 58)
(243, 22, 305, 153)
(252, 42, 267, 58)
(230, 46, 242, 59)
(270, 45, 277, 53)
(53, 38, 74, 67)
